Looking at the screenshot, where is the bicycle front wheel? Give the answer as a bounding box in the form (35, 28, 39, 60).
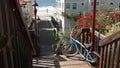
(86, 51, 100, 65)
(62, 43, 77, 57)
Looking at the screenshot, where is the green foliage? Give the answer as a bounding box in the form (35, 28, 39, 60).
(61, 12, 83, 21)
(78, 12, 83, 17)
(72, 12, 83, 21)
(105, 22, 120, 36)
(114, 8, 120, 13)
(67, 12, 73, 19)
(52, 29, 59, 41)
(61, 12, 73, 19)
(61, 12, 66, 17)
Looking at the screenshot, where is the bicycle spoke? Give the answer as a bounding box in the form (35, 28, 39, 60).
(62, 44, 77, 57)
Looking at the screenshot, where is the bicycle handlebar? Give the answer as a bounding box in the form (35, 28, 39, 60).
(70, 25, 91, 48)
(70, 27, 86, 48)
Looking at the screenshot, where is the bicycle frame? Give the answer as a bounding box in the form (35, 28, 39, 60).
(71, 37, 90, 60)
(70, 37, 99, 63)
(63, 27, 99, 63)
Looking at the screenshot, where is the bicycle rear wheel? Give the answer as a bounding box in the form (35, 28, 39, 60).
(86, 51, 100, 65)
(55, 40, 63, 55)
(62, 43, 77, 57)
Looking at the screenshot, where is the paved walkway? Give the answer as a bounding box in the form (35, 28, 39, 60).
(39, 18, 55, 56)
(32, 16, 92, 68)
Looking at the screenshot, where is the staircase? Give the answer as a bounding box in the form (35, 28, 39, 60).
(32, 16, 92, 68)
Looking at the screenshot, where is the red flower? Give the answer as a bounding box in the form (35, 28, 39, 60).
(87, 15, 92, 20)
(81, 24, 89, 29)
(76, 18, 83, 24)
(96, 22, 104, 29)
(71, 30, 77, 37)
(110, 13, 120, 21)
(77, 15, 92, 23)
(76, 14, 92, 29)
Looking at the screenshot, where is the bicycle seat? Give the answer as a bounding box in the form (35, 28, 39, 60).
(84, 43, 92, 48)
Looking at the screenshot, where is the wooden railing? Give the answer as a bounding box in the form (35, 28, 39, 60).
(79, 28, 120, 68)
(0, 0, 35, 68)
(78, 28, 91, 53)
(79, 28, 105, 53)
(99, 31, 120, 68)
(94, 30, 105, 54)
(79, 28, 105, 68)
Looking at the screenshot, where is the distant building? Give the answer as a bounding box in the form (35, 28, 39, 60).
(20, 0, 33, 28)
(55, 0, 120, 33)
(56, 0, 120, 14)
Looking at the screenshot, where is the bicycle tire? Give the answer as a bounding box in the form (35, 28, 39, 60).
(86, 51, 100, 64)
(55, 40, 63, 55)
(62, 43, 78, 57)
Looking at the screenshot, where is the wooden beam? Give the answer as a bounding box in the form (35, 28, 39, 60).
(99, 31, 120, 46)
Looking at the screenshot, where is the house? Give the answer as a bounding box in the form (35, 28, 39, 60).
(55, 0, 120, 33)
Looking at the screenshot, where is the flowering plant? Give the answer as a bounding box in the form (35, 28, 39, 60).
(76, 14, 104, 30)
(75, 9, 120, 35)
(71, 30, 77, 37)
(110, 13, 120, 22)
(76, 14, 92, 29)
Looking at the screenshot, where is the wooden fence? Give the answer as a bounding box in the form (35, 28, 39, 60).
(0, 0, 35, 68)
(99, 31, 120, 68)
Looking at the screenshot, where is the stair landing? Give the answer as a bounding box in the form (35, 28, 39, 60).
(33, 55, 92, 68)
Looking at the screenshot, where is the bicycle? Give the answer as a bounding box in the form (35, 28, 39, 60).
(61, 27, 100, 64)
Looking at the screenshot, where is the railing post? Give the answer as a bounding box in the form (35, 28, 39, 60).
(91, 0, 96, 50)
(99, 47, 103, 68)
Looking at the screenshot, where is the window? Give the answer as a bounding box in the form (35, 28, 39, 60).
(81, 2, 84, 6)
(110, 2, 113, 5)
(119, 3, 120, 9)
(72, 3, 77, 9)
(96, 2, 99, 5)
(66, 3, 70, 9)
(62, 3, 64, 8)
(58, 2, 61, 8)
(91, 2, 93, 6)
(57, 2, 60, 8)
(60, 2, 61, 8)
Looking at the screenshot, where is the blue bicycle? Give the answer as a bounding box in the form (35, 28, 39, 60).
(61, 28, 100, 64)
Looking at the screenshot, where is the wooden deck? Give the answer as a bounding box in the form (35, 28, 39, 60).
(33, 55, 92, 68)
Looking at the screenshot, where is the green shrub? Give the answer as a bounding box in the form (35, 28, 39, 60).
(52, 29, 59, 41)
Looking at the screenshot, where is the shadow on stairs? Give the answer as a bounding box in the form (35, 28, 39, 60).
(32, 55, 92, 68)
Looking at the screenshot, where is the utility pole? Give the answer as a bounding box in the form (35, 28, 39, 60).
(91, 0, 96, 50)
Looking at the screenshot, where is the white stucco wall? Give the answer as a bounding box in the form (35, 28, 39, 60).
(21, 1, 33, 28)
